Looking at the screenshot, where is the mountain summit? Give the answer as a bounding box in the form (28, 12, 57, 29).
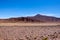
(32, 14, 60, 22)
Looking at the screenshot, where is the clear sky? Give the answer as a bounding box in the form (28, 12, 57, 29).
(0, 0, 60, 18)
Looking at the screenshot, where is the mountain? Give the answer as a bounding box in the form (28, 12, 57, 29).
(29, 14, 60, 22)
(0, 14, 60, 23)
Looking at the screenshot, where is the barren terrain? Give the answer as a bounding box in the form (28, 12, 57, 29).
(0, 23, 60, 40)
(0, 23, 60, 26)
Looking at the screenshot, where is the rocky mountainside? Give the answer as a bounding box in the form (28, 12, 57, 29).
(0, 14, 60, 23)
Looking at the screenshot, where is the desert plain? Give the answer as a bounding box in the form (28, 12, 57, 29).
(0, 23, 60, 40)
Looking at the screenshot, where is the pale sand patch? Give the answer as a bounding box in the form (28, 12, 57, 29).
(0, 23, 60, 26)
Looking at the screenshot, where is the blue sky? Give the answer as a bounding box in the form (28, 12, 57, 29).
(0, 0, 60, 18)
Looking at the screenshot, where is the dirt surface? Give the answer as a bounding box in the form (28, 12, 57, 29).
(0, 23, 60, 26)
(0, 25, 60, 40)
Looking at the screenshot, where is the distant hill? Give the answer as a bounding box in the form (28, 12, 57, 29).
(29, 14, 60, 22)
(0, 14, 60, 23)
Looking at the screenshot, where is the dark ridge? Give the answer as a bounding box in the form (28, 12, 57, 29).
(0, 14, 60, 23)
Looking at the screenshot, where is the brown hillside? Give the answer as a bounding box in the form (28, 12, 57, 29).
(0, 14, 60, 23)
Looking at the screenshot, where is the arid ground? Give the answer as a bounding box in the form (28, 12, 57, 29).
(0, 23, 60, 40)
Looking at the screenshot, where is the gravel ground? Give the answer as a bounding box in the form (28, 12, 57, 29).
(0, 26, 60, 40)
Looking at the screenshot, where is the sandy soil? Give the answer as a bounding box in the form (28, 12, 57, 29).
(0, 23, 60, 26)
(0, 23, 60, 40)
